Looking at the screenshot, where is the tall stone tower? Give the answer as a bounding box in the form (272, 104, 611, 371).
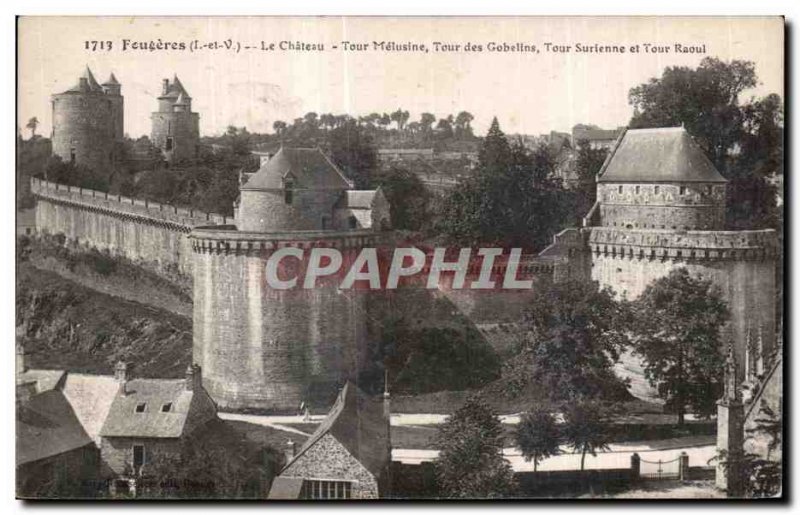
(190, 147, 390, 412)
(584, 127, 778, 383)
(51, 67, 123, 172)
(150, 75, 200, 165)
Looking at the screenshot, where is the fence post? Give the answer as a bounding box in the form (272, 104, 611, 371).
(630, 453, 640, 481)
(679, 451, 689, 481)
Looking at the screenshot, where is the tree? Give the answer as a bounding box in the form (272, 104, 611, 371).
(434, 396, 516, 498)
(515, 405, 561, 471)
(436, 119, 573, 250)
(326, 118, 378, 189)
(26, 117, 39, 139)
(561, 400, 612, 471)
(372, 164, 432, 231)
(628, 57, 782, 230)
(420, 112, 436, 133)
(507, 279, 631, 402)
(272, 120, 287, 136)
(631, 268, 730, 424)
(454, 111, 475, 138)
(574, 139, 609, 217)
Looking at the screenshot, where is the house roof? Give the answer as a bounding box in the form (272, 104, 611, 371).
(17, 390, 93, 467)
(267, 477, 304, 499)
(16, 369, 66, 394)
(62, 373, 119, 443)
(597, 127, 727, 183)
(283, 382, 389, 477)
(98, 378, 194, 439)
(159, 75, 191, 100)
(335, 190, 380, 209)
(242, 147, 353, 191)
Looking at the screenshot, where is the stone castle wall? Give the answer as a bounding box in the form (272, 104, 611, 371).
(191, 228, 382, 411)
(597, 182, 726, 230)
(588, 227, 778, 383)
(31, 178, 229, 276)
(51, 93, 116, 173)
(237, 189, 343, 232)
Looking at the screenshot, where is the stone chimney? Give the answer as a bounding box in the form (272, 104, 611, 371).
(16, 343, 27, 375)
(185, 363, 202, 391)
(78, 77, 89, 90)
(162, 78, 169, 95)
(284, 440, 296, 463)
(115, 361, 129, 396)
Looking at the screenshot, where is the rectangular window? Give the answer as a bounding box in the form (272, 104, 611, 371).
(161, 403, 172, 412)
(135, 403, 146, 413)
(679, 186, 687, 195)
(635, 185, 640, 194)
(70, 148, 76, 164)
(321, 216, 330, 230)
(618, 185, 623, 194)
(654, 185, 660, 195)
(301, 480, 352, 499)
(284, 179, 294, 204)
(165, 137, 174, 151)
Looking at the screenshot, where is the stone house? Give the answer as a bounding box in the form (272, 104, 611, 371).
(268, 382, 391, 499)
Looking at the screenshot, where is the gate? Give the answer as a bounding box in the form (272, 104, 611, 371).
(639, 456, 681, 480)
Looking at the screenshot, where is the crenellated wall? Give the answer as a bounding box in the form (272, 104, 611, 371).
(31, 178, 230, 276)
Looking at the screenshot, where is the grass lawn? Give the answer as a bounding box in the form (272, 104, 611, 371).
(587, 480, 724, 499)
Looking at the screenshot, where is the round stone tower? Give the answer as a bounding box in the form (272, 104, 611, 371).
(150, 75, 200, 165)
(51, 67, 122, 173)
(191, 148, 388, 412)
(585, 126, 778, 385)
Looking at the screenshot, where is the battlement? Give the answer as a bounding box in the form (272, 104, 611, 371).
(588, 227, 778, 261)
(189, 226, 385, 254)
(31, 178, 229, 232)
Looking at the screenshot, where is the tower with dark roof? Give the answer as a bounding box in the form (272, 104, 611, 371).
(581, 126, 777, 385)
(51, 67, 123, 173)
(150, 75, 200, 164)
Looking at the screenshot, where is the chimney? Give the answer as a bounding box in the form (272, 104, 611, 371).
(115, 361, 129, 396)
(162, 78, 169, 95)
(16, 343, 27, 375)
(284, 440, 296, 463)
(185, 363, 202, 391)
(78, 77, 89, 91)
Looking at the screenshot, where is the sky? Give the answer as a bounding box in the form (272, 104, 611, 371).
(18, 16, 783, 139)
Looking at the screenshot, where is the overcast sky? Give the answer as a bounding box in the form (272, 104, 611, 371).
(18, 16, 783, 139)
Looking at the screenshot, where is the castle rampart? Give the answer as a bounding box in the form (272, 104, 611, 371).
(31, 178, 229, 276)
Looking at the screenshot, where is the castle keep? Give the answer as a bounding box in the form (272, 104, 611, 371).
(51, 67, 123, 172)
(151, 76, 200, 164)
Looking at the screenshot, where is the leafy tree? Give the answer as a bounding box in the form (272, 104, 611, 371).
(574, 139, 609, 217)
(43, 156, 109, 191)
(628, 57, 782, 229)
(631, 268, 730, 424)
(508, 279, 631, 402)
(436, 119, 573, 250)
(26, 116, 39, 138)
(561, 400, 612, 471)
(420, 112, 436, 133)
(326, 118, 378, 188)
(434, 396, 516, 498)
(515, 405, 561, 471)
(372, 164, 432, 231)
(272, 120, 287, 137)
(455, 111, 475, 138)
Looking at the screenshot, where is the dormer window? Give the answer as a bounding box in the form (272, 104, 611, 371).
(161, 403, 172, 413)
(135, 403, 147, 413)
(284, 177, 294, 205)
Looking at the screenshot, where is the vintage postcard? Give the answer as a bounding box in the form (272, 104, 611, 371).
(15, 16, 784, 500)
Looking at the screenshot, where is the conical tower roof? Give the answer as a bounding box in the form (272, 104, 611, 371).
(102, 73, 119, 85)
(160, 74, 191, 99)
(597, 126, 727, 183)
(62, 66, 104, 93)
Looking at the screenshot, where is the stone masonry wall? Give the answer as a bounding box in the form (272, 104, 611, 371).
(51, 93, 115, 173)
(100, 437, 181, 478)
(282, 433, 379, 499)
(32, 178, 229, 276)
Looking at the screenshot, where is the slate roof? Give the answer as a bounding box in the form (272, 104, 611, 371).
(62, 373, 119, 443)
(17, 390, 93, 467)
(159, 75, 191, 100)
(242, 147, 353, 190)
(16, 369, 66, 394)
(283, 382, 389, 477)
(597, 127, 727, 184)
(102, 73, 119, 86)
(99, 379, 194, 439)
(61, 66, 104, 94)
